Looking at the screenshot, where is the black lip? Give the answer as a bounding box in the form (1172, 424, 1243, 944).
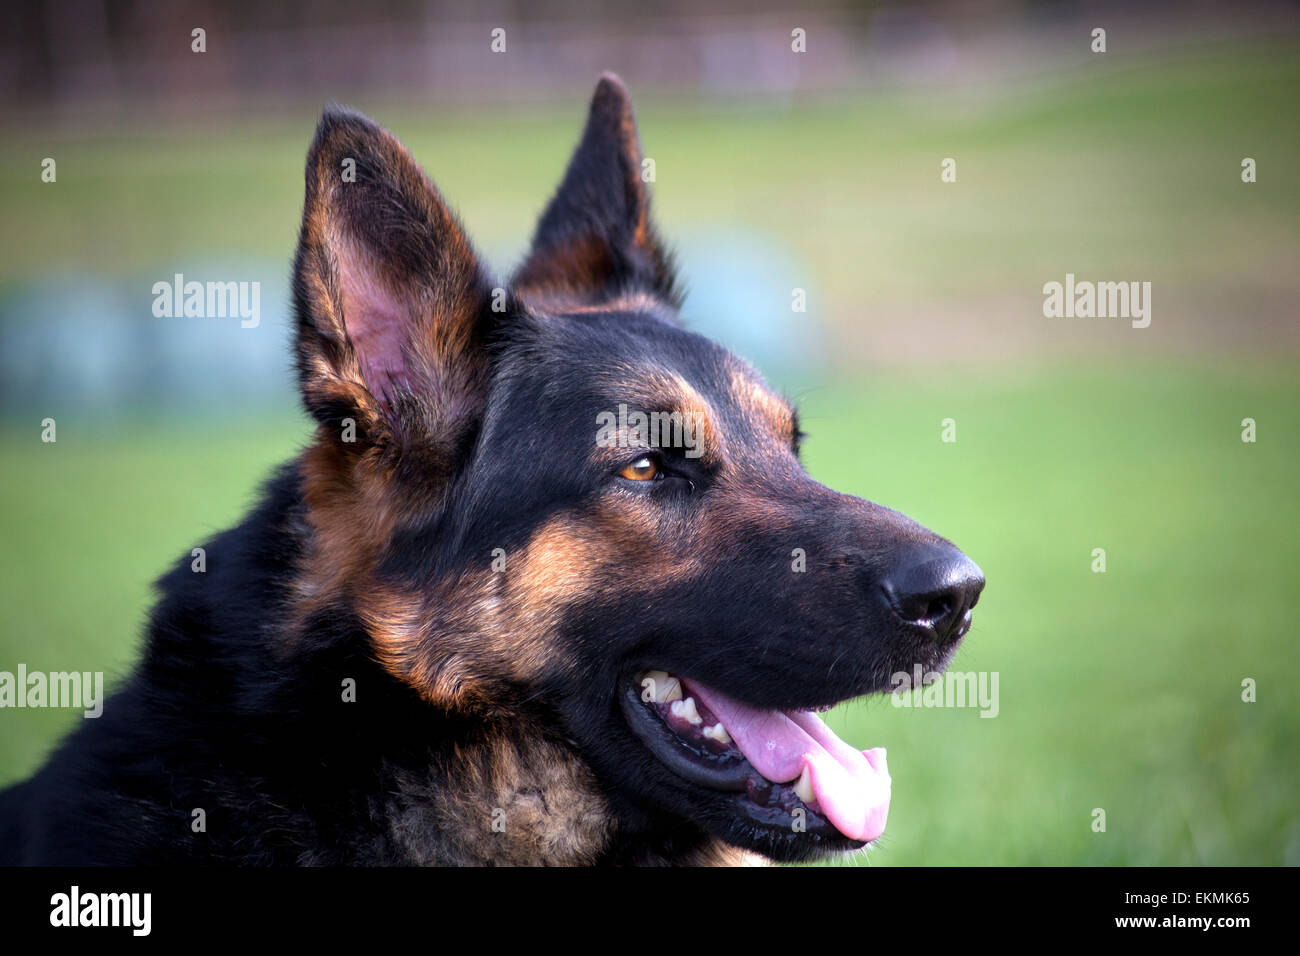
(618, 683, 750, 791)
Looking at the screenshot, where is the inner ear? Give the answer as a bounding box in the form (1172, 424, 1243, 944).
(335, 236, 419, 408)
(292, 105, 500, 463)
(513, 73, 679, 308)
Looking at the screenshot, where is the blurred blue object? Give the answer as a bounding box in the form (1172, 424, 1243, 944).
(0, 231, 822, 421)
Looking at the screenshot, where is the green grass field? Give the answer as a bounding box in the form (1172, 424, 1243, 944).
(1, 37, 1297, 864)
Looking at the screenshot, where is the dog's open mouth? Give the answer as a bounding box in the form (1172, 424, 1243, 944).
(620, 670, 891, 845)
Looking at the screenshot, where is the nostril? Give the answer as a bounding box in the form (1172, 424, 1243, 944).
(881, 546, 985, 643)
(896, 591, 953, 627)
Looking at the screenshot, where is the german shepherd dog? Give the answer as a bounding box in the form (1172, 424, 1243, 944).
(0, 75, 983, 866)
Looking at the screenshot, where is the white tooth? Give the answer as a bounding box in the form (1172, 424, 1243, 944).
(702, 722, 731, 744)
(793, 765, 815, 804)
(640, 670, 669, 703)
(671, 696, 703, 725)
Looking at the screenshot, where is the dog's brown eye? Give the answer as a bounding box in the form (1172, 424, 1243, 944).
(620, 456, 660, 481)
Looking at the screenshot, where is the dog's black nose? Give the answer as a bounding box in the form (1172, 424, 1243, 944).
(882, 544, 985, 644)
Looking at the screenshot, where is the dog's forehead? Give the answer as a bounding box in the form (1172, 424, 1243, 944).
(521, 309, 797, 444)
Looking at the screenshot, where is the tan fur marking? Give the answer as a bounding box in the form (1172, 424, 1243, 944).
(730, 366, 795, 446)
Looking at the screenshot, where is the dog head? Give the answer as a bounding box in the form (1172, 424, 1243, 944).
(290, 75, 984, 862)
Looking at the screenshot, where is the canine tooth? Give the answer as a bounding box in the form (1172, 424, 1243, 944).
(793, 765, 815, 804)
(640, 670, 683, 704)
(702, 722, 731, 744)
(659, 677, 683, 703)
(670, 696, 703, 725)
(640, 671, 667, 703)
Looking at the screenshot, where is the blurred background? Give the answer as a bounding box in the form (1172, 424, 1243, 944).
(1, 0, 1297, 865)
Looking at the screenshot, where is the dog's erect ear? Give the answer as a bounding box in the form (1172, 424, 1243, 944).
(513, 74, 679, 307)
(293, 106, 498, 465)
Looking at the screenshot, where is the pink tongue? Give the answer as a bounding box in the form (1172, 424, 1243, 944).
(680, 679, 891, 843)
